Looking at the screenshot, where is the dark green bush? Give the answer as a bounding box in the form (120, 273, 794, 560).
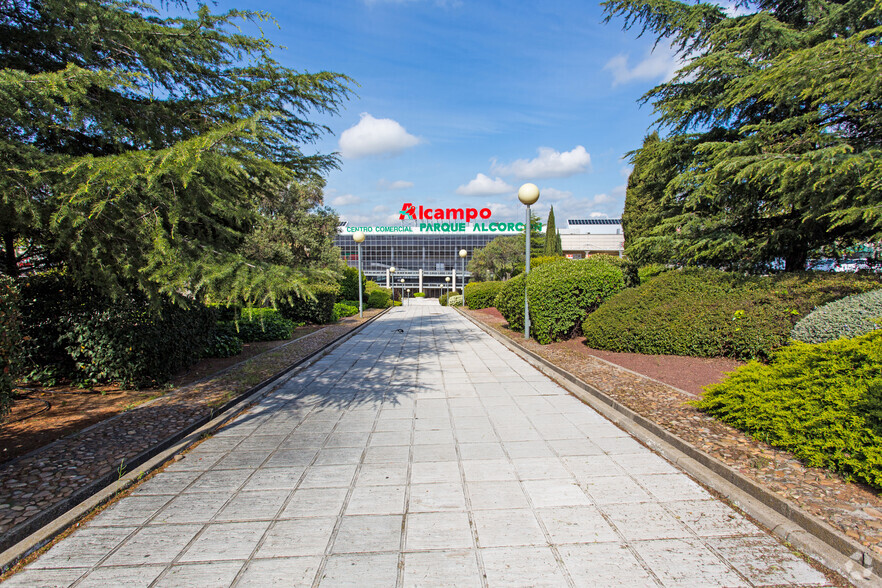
(278, 283, 339, 324)
(582, 269, 881, 360)
(527, 257, 625, 344)
(367, 289, 392, 309)
(338, 266, 367, 302)
(695, 331, 882, 489)
(464, 281, 503, 310)
(333, 302, 359, 320)
(217, 308, 294, 342)
(204, 334, 243, 358)
(414, 292, 426, 298)
(792, 290, 882, 344)
(18, 271, 215, 388)
(495, 275, 526, 330)
(0, 276, 20, 419)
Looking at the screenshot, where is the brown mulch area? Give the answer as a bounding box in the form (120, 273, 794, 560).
(0, 310, 383, 549)
(0, 325, 326, 466)
(466, 306, 882, 558)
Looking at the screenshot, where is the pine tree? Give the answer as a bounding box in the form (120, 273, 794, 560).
(0, 0, 352, 304)
(604, 0, 882, 271)
(543, 206, 563, 256)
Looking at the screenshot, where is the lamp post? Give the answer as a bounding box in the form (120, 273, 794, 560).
(353, 231, 366, 318)
(389, 267, 396, 302)
(445, 276, 450, 299)
(459, 249, 467, 307)
(518, 183, 540, 339)
(400, 278, 405, 305)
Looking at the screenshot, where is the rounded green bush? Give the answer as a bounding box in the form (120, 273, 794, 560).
(439, 290, 459, 307)
(792, 290, 882, 343)
(367, 289, 392, 309)
(526, 257, 625, 344)
(447, 294, 464, 307)
(204, 334, 243, 358)
(414, 292, 426, 298)
(463, 281, 503, 309)
(494, 275, 525, 331)
(333, 302, 359, 320)
(582, 268, 881, 360)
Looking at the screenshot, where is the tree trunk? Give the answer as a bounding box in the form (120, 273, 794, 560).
(3, 232, 18, 277)
(784, 247, 808, 272)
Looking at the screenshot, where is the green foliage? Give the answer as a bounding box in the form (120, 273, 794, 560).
(543, 206, 563, 256)
(414, 292, 426, 298)
(367, 289, 392, 309)
(365, 280, 383, 293)
(638, 264, 670, 284)
(438, 289, 460, 307)
(217, 308, 295, 343)
(464, 281, 503, 310)
(527, 257, 626, 344)
(278, 284, 339, 324)
(338, 267, 367, 302)
(468, 235, 525, 281)
(0, 276, 20, 419)
(582, 269, 881, 360)
(695, 332, 882, 489)
(604, 0, 882, 271)
(447, 295, 464, 307)
(792, 290, 882, 344)
(530, 256, 568, 269)
(333, 302, 359, 320)
(204, 334, 243, 358)
(0, 0, 352, 307)
(495, 276, 526, 331)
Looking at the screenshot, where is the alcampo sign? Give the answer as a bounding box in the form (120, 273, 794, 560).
(342, 202, 542, 234)
(399, 203, 492, 223)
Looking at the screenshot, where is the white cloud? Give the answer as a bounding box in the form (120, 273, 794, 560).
(377, 178, 414, 191)
(330, 193, 363, 207)
(339, 113, 420, 159)
(492, 146, 592, 179)
(590, 212, 610, 218)
(604, 43, 682, 87)
(455, 173, 515, 196)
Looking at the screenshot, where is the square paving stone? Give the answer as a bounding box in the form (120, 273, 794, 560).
(503, 441, 555, 459)
(215, 490, 289, 521)
(537, 506, 620, 544)
(179, 521, 269, 562)
(410, 461, 461, 484)
(184, 468, 252, 494)
(602, 503, 692, 541)
(472, 509, 546, 548)
(324, 432, 371, 448)
(409, 483, 467, 512)
(547, 439, 604, 457)
(240, 466, 304, 491)
(332, 514, 403, 553)
(412, 443, 457, 462)
(562, 455, 625, 482)
(264, 449, 318, 468)
(299, 465, 358, 488)
(149, 492, 229, 524)
(558, 542, 654, 585)
(583, 475, 652, 505)
(152, 561, 244, 587)
(345, 484, 407, 515)
(357, 463, 409, 486)
(88, 494, 172, 527)
(282, 486, 349, 518)
(522, 479, 592, 508)
(402, 550, 481, 588)
(457, 442, 506, 461)
(76, 565, 164, 588)
(454, 428, 499, 443)
(480, 545, 570, 587)
(213, 451, 272, 470)
(103, 524, 202, 566)
(133, 471, 200, 495)
(236, 556, 322, 586)
(466, 481, 530, 511)
(513, 457, 573, 481)
(461, 459, 517, 482)
(709, 535, 830, 586)
(633, 537, 748, 587)
(665, 500, 762, 538)
(30, 525, 136, 569)
(405, 511, 473, 550)
(369, 431, 412, 447)
(318, 553, 400, 587)
(256, 517, 337, 557)
(593, 436, 648, 455)
(164, 452, 224, 472)
(611, 452, 680, 476)
(314, 447, 365, 465)
(363, 445, 410, 464)
(0, 568, 87, 588)
(634, 473, 712, 502)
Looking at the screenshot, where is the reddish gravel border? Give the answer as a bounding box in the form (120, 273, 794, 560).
(466, 306, 882, 560)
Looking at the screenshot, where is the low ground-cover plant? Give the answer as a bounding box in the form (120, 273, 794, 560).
(0, 276, 20, 418)
(695, 331, 882, 489)
(582, 269, 881, 360)
(527, 257, 625, 344)
(333, 302, 359, 320)
(464, 281, 503, 310)
(792, 290, 882, 344)
(494, 275, 525, 330)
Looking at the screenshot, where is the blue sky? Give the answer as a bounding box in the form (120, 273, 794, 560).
(210, 0, 683, 225)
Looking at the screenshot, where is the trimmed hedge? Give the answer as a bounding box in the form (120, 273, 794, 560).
(0, 276, 20, 419)
(367, 289, 392, 309)
(278, 283, 339, 324)
(695, 331, 882, 490)
(464, 281, 503, 310)
(527, 257, 625, 344)
(494, 275, 525, 330)
(414, 292, 426, 298)
(791, 290, 882, 344)
(582, 269, 882, 360)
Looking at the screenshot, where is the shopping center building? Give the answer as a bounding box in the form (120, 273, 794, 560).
(335, 204, 624, 298)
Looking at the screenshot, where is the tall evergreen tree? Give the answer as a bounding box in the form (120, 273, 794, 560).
(604, 0, 882, 271)
(0, 0, 352, 304)
(543, 206, 563, 256)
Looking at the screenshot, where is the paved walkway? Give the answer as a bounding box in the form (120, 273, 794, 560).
(3, 301, 832, 587)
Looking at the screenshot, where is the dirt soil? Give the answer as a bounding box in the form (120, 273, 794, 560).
(0, 324, 323, 465)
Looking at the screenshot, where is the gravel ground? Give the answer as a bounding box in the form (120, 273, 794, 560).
(464, 307, 882, 559)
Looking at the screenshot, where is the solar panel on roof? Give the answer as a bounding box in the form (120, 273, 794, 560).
(567, 219, 622, 225)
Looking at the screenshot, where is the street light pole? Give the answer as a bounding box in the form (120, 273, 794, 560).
(459, 249, 467, 308)
(353, 231, 366, 318)
(445, 276, 450, 300)
(517, 183, 540, 339)
(400, 278, 405, 306)
(389, 266, 396, 304)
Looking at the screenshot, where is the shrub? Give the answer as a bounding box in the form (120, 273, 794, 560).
(278, 283, 339, 324)
(464, 281, 503, 310)
(638, 263, 670, 284)
(337, 267, 367, 302)
(527, 257, 625, 344)
(439, 289, 460, 307)
(447, 294, 464, 307)
(530, 255, 568, 269)
(218, 308, 294, 343)
(414, 292, 426, 298)
(582, 269, 881, 360)
(204, 334, 243, 358)
(0, 276, 20, 419)
(18, 271, 216, 388)
(792, 290, 882, 344)
(367, 289, 392, 309)
(695, 331, 882, 490)
(365, 280, 383, 293)
(333, 302, 359, 320)
(495, 275, 526, 331)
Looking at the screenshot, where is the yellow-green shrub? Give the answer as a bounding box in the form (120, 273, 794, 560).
(464, 281, 503, 309)
(494, 275, 525, 330)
